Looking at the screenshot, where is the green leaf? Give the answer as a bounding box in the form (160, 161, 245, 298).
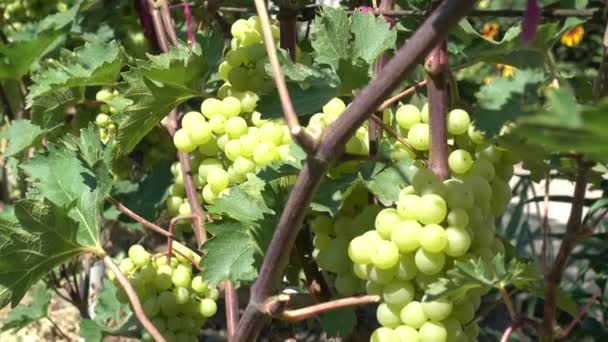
(27, 40, 125, 108)
(496, 134, 547, 182)
(311, 7, 351, 70)
(0, 200, 86, 309)
(79, 319, 104, 342)
(1, 284, 50, 332)
(94, 280, 132, 326)
(0, 31, 65, 80)
(0, 120, 46, 157)
(362, 159, 416, 206)
(206, 184, 274, 224)
(350, 10, 397, 65)
(321, 305, 356, 338)
(474, 68, 545, 136)
(311, 173, 362, 215)
(200, 219, 257, 286)
(527, 285, 578, 316)
(113, 72, 195, 155)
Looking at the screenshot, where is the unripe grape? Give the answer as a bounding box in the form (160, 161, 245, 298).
(375, 208, 401, 240)
(383, 280, 415, 307)
(158, 291, 179, 317)
(353, 263, 370, 280)
(412, 168, 441, 195)
(447, 109, 471, 135)
(449, 149, 474, 174)
(468, 123, 486, 145)
(224, 140, 243, 161)
(181, 111, 205, 128)
(96, 88, 114, 102)
(396, 104, 421, 129)
(225, 117, 249, 140)
(419, 321, 447, 342)
(408, 123, 430, 151)
(391, 220, 422, 253)
(452, 301, 475, 324)
(234, 91, 259, 113)
(447, 208, 469, 228)
(253, 142, 278, 166)
(128, 245, 151, 267)
(209, 115, 226, 134)
(376, 303, 402, 328)
(371, 327, 400, 342)
(207, 168, 230, 193)
(416, 194, 448, 225)
(119, 258, 135, 274)
(464, 322, 480, 340)
(372, 240, 400, 270)
(185, 121, 212, 146)
(231, 19, 250, 40)
(348, 235, 374, 264)
(368, 265, 397, 285)
(400, 301, 428, 329)
(173, 129, 196, 152)
(95, 113, 111, 127)
(395, 325, 420, 342)
(444, 179, 474, 210)
(422, 298, 453, 321)
(155, 264, 174, 290)
(419, 224, 448, 253)
(415, 249, 445, 275)
(366, 281, 384, 296)
(259, 122, 284, 146)
(178, 202, 191, 216)
(191, 275, 209, 295)
(201, 98, 223, 118)
(217, 134, 230, 151)
(445, 227, 472, 257)
(323, 98, 346, 119)
(233, 156, 256, 175)
(467, 158, 495, 181)
(199, 298, 217, 318)
(172, 267, 192, 288)
(173, 287, 190, 305)
(420, 103, 429, 123)
(397, 194, 420, 220)
(239, 134, 258, 157)
(396, 253, 418, 280)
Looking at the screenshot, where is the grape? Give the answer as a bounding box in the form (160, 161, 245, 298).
(353, 263, 370, 280)
(191, 275, 209, 295)
(119, 258, 135, 274)
(408, 123, 430, 151)
(202, 184, 218, 204)
(139, 264, 157, 283)
(234, 91, 259, 113)
(422, 298, 453, 322)
(463, 176, 491, 204)
(201, 98, 223, 118)
(419, 321, 447, 342)
(415, 249, 445, 275)
(217, 134, 230, 151)
(397, 194, 420, 220)
(444, 179, 474, 210)
(391, 220, 422, 253)
(412, 168, 441, 195)
(448, 149, 474, 174)
(209, 115, 227, 134)
(368, 265, 397, 285)
(366, 281, 384, 296)
(310, 215, 333, 235)
(96, 88, 114, 102)
(323, 97, 346, 119)
(348, 235, 374, 264)
(233, 156, 256, 176)
(447, 109, 470, 135)
(371, 327, 400, 342)
(172, 267, 192, 288)
(476, 144, 502, 163)
(185, 120, 212, 146)
(207, 169, 229, 193)
(253, 142, 278, 166)
(396, 104, 421, 129)
(445, 227, 472, 257)
(400, 301, 428, 329)
(372, 240, 400, 270)
(167, 315, 183, 331)
(239, 134, 259, 157)
(224, 140, 243, 161)
(220, 97, 242, 118)
(173, 129, 196, 152)
(490, 179, 511, 215)
(467, 158, 495, 180)
(468, 124, 486, 145)
(155, 265, 174, 290)
(416, 194, 448, 225)
(178, 202, 191, 216)
(316, 238, 350, 274)
(421, 103, 429, 123)
(375, 208, 402, 240)
(395, 325, 420, 342)
(158, 291, 179, 317)
(377, 303, 402, 328)
(172, 287, 190, 305)
(382, 280, 415, 307)
(446, 208, 469, 228)
(218, 61, 232, 81)
(95, 113, 111, 127)
(198, 138, 220, 156)
(129, 244, 151, 267)
(143, 296, 161, 317)
(199, 298, 218, 318)
(464, 322, 480, 340)
(419, 224, 448, 253)
(335, 273, 361, 296)
(396, 253, 418, 281)
(452, 301, 475, 324)
(259, 122, 284, 146)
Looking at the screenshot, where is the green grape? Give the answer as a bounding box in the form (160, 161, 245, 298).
(224, 117, 248, 139)
(217, 134, 230, 151)
(233, 156, 256, 176)
(95, 113, 111, 127)
(199, 298, 217, 318)
(228, 67, 251, 91)
(444, 179, 474, 211)
(155, 265, 174, 290)
(464, 322, 480, 340)
(419, 321, 447, 342)
(151, 317, 167, 332)
(231, 19, 250, 40)
(129, 245, 151, 267)
(442, 318, 465, 342)
(207, 169, 230, 193)
(452, 301, 475, 324)
(448, 149, 474, 174)
(221, 97, 242, 118)
(224, 140, 243, 161)
(372, 240, 400, 270)
(323, 97, 346, 119)
(278, 144, 293, 161)
(348, 235, 374, 264)
(447, 109, 471, 135)
(253, 142, 279, 166)
(416, 194, 448, 225)
(181, 111, 205, 128)
(119, 258, 135, 274)
(226, 48, 249, 66)
(173, 129, 196, 152)
(446, 208, 469, 228)
(377, 303, 402, 328)
(185, 120, 212, 146)
(396, 253, 418, 281)
(353, 263, 370, 280)
(395, 325, 420, 342)
(397, 194, 420, 220)
(259, 122, 284, 146)
(391, 220, 422, 253)
(400, 301, 428, 329)
(234, 91, 259, 113)
(415, 249, 445, 275)
(310, 215, 334, 235)
(368, 265, 397, 285)
(366, 280, 384, 296)
(375, 208, 402, 240)
(209, 115, 226, 134)
(202, 184, 218, 204)
(335, 272, 361, 296)
(468, 123, 486, 145)
(419, 224, 448, 253)
(467, 158, 495, 181)
(208, 287, 220, 301)
(408, 123, 430, 151)
(495, 158, 515, 181)
(218, 61, 232, 80)
(158, 291, 179, 317)
(462, 176, 492, 205)
(371, 327, 400, 342)
(420, 103, 429, 123)
(239, 134, 259, 158)
(162, 330, 176, 342)
(476, 144, 502, 163)
(191, 275, 209, 295)
(412, 168, 441, 195)
(396, 104, 421, 129)
(178, 202, 191, 216)
(490, 179, 511, 216)
(422, 298, 453, 322)
(172, 287, 190, 305)
(96, 88, 114, 102)
(445, 227, 471, 257)
(167, 316, 184, 332)
(382, 280, 415, 307)
(316, 238, 350, 273)
(200, 98, 223, 119)
(491, 238, 505, 256)
(143, 296, 161, 317)
(139, 264, 157, 283)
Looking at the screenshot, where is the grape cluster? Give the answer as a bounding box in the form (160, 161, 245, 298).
(94, 88, 121, 143)
(2, 0, 65, 23)
(111, 244, 218, 342)
(345, 104, 518, 342)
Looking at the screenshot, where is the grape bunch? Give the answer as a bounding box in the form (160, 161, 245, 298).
(345, 104, 518, 342)
(94, 88, 121, 144)
(110, 244, 218, 342)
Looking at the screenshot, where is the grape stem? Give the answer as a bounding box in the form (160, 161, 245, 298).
(265, 294, 381, 322)
(103, 256, 166, 342)
(107, 197, 173, 238)
(542, 155, 592, 341)
(368, 114, 417, 156)
(232, 1, 477, 339)
(224, 280, 239, 340)
(253, 0, 316, 155)
(377, 80, 428, 112)
(541, 169, 551, 275)
(164, 214, 197, 264)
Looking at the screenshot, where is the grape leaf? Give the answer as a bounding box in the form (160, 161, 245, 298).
(362, 159, 416, 206)
(200, 219, 257, 286)
(1, 284, 50, 331)
(311, 173, 363, 215)
(350, 10, 397, 65)
(0, 120, 46, 157)
(474, 68, 545, 136)
(27, 40, 125, 108)
(206, 175, 274, 223)
(79, 320, 104, 342)
(311, 7, 351, 70)
(496, 133, 547, 182)
(321, 305, 356, 338)
(0, 200, 87, 309)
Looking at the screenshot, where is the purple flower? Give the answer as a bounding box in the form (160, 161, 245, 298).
(522, 0, 541, 45)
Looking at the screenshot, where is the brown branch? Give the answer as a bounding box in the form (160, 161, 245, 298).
(232, 1, 477, 340)
(377, 80, 427, 112)
(425, 1, 450, 180)
(224, 280, 239, 340)
(164, 214, 197, 263)
(158, 0, 178, 46)
(103, 256, 165, 342)
(254, 0, 316, 155)
(146, 0, 169, 52)
(541, 170, 551, 275)
(107, 197, 172, 238)
(368, 114, 416, 155)
(270, 295, 380, 322)
(542, 156, 592, 340)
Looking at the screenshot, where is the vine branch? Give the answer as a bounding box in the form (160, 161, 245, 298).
(232, 1, 477, 339)
(268, 295, 381, 321)
(107, 197, 172, 238)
